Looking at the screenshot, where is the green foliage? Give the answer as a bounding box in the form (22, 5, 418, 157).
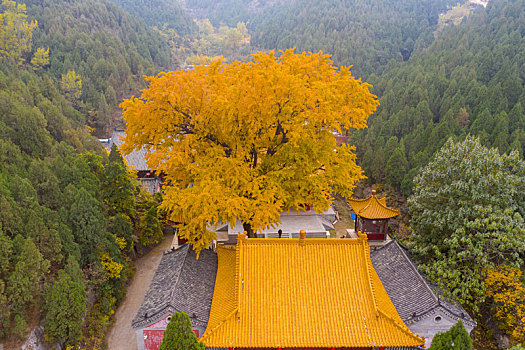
(248, 0, 458, 78)
(184, 0, 256, 27)
(429, 320, 473, 349)
(352, 0, 525, 193)
(108, 214, 134, 253)
(101, 144, 137, 217)
(408, 136, 525, 309)
(68, 187, 107, 268)
(136, 191, 163, 246)
(0, 228, 12, 280)
(385, 147, 408, 190)
(108, 0, 196, 34)
(12, 313, 27, 339)
(43, 270, 86, 347)
(25, 0, 173, 134)
(64, 256, 83, 286)
(0, 0, 176, 344)
(7, 237, 49, 313)
(0, 280, 9, 337)
(159, 312, 205, 350)
(509, 345, 525, 350)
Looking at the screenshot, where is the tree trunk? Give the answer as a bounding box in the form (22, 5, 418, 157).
(242, 222, 256, 238)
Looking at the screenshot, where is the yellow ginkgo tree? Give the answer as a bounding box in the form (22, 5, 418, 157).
(120, 49, 378, 252)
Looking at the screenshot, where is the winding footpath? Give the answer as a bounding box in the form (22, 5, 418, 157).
(106, 234, 174, 350)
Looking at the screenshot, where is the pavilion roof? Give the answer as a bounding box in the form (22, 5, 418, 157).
(201, 233, 424, 348)
(348, 190, 400, 219)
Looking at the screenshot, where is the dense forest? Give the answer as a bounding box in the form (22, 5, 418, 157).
(108, 0, 196, 34)
(182, 0, 279, 27)
(182, 0, 464, 78)
(0, 0, 166, 347)
(352, 0, 525, 195)
(25, 0, 173, 136)
(248, 0, 462, 77)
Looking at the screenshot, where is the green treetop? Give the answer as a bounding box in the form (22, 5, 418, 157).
(408, 135, 525, 309)
(159, 312, 205, 350)
(429, 320, 473, 350)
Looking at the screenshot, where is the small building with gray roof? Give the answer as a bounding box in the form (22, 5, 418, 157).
(370, 240, 476, 347)
(108, 129, 162, 195)
(132, 245, 217, 350)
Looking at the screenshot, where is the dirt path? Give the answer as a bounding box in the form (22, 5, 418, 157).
(106, 234, 174, 350)
(333, 195, 354, 237)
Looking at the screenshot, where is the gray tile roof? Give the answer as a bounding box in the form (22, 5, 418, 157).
(132, 245, 218, 329)
(109, 130, 149, 171)
(370, 240, 476, 327)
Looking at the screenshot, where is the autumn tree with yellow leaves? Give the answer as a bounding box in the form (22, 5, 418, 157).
(0, 0, 36, 63)
(121, 49, 378, 252)
(485, 266, 525, 344)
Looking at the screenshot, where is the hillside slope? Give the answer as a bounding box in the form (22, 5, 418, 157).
(0, 1, 168, 347)
(249, 0, 462, 78)
(108, 0, 197, 34)
(24, 0, 172, 135)
(351, 0, 525, 193)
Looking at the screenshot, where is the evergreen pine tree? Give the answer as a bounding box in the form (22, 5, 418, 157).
(385, 147, 408, 190)
(101, 144, 136, 217)
(43, 269, 86, 347)
(159, 312, 205, 350)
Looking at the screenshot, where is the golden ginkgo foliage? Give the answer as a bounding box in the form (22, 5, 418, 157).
(120, 49, 378, 252)
(485, 266, 525, 342)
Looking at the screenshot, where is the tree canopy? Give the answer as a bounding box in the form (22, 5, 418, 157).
(121, 49, 378, 252)
(407, 136, 525, 309)
(429, 320, 473, 350)
(159, 312, 205, 350)
(352, 0, 525, 194)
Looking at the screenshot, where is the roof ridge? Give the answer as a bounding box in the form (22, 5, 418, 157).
(417, 304, 476, 327)
(371, 195, 401, 215)
(359, 199, 373, 216)
(362, 236, 380, 317)
(377, 309, 425, 343)
(163, 243, 189, 255)
(199, 308, 239, 343)
(241, 238, 363, 245)
(235, 234, 243, 312)
(372, 239, 396, 252)
(169, 244, 190, 302)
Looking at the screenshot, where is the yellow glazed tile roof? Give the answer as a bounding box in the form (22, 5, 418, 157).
(348, 193, 400, 220)
(201, 233, 424, 348)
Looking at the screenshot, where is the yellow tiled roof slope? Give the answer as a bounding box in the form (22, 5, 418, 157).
(205, 246, 237, 333)
(201, 234, 424, 348)
(348, 193, 400, 219)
